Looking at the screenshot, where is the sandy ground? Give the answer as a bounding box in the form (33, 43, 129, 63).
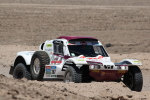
(0, 0, 150, 100)
(0, 3, 150, 53)
(0, 74, 150, 100)
(0, 45, 150, 100)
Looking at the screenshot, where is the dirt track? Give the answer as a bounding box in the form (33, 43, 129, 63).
(0, 0, 150, 100)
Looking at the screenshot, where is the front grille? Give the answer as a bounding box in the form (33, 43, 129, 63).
(104, 65, 114, 69)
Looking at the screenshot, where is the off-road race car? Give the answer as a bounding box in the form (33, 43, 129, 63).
(9, 36, 143, 92)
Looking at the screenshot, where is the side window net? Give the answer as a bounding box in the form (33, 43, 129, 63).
(54, 43, 63, 55)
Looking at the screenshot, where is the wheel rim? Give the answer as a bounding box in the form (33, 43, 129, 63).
(33, 58, 40, 74)
(65, 72, 72, 82)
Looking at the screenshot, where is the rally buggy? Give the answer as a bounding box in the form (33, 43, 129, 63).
(9, 36, 143, 92)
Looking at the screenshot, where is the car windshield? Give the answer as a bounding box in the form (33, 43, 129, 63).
(68, 45, 108, 57)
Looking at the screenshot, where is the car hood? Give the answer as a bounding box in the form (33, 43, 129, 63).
(67, 55, 114, 65)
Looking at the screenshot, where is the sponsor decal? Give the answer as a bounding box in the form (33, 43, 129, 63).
(51, 75, 57, 77)
(78, 55, 85, 61)
(46, 66, 51, 74)
(97, 55, 103, 59)
(46, 66, 51, 69)
(51, 66, 56, 69)
(79, 55, 86, 58)
(45, 66, 57, 76)
(46, 44, 52, 47)
(78, 59, 85, 61)
(132, 60, 142, 65)
(133, 61, 140, 63)
(51, 61, 62, 64)
(87, 55, 103, 60)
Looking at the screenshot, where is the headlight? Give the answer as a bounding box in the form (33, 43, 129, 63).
(117, 66, 121, 69)
(94, 65, 101, 69)
(90, 65, 94, 69)
(121, 66, 126, 70)
(90, 65, 101, 69)
(116, 65, 128, 70)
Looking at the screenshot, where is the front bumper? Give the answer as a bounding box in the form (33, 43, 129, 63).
(89, 69, 127, 81)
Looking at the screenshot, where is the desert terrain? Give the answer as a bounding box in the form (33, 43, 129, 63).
(0, 0, 150, 100)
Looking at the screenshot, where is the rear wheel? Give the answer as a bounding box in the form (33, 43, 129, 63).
(30, 51, 50, 81)
(123, 66, 143, 92)
(13, 63, 31, 80)
(64, 65, 82, 83)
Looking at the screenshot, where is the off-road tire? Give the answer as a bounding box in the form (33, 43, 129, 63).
(80, 66, 92, 83)
(30, 51, 50, 81)
(64, 65, 82, 83)
(13, 63, 31, 80)
(123, 66, 143, 92)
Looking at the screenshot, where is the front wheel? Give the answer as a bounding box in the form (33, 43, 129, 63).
(64, 65, 82, 83)
(123, 66, 143, 92)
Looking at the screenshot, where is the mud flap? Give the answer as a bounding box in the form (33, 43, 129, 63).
(9, 66, 14, 75)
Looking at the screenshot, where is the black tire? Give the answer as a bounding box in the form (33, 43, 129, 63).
(30, 51, 50, 81)
(123, 66, 143, 92)
(13, 63, 31, 80)
(80, 66, 92, 83)
(64, 65, 82, 83)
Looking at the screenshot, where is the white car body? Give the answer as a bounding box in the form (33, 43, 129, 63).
(11, 36, 142, 79)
